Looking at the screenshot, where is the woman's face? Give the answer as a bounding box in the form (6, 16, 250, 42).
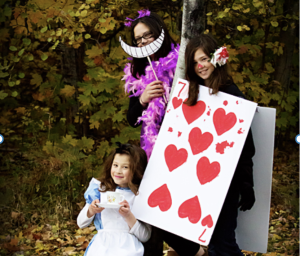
(133, 23, 155, 47)
(193, 48, 215, 83)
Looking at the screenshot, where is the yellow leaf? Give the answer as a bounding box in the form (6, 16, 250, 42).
(86, 45, 102, 58)
(233, 72, 244, 83)
(56, 28, 62, 36)
(60, 85, 76, 97)
(206, 12, 212, 16)
(237, 26, 243, 31)
(253, 1, 263, 7)
(89, 120, 100, 129)
(79, 3, 86, 10)
(271, 21, 278, 27)
(224, 8, 230, 12)
(62, 135, 78, 147)
(243, 8, 250, 13)
(81, 10, 87, 17)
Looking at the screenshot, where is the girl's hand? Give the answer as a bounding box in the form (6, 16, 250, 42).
(119, 200, 137, 229)
(87, 199, 104, 218)
(140, 81, 164, 104)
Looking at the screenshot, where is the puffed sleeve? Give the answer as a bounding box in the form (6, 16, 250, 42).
(129, 220, 152, 243)
(77, 178, 102, 229)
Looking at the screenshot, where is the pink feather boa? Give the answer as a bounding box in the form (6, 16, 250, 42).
(123, 44, 180, 159)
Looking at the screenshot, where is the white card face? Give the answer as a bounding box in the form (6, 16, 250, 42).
(132, 78, 257, 245)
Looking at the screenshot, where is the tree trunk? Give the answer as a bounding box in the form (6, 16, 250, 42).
(274, 0, 298, 92)
(169, 0, 207, 101)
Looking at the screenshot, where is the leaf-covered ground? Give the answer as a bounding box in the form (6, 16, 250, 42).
(0, 149, 298, 256)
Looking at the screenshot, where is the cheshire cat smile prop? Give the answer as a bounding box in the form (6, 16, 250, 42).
(119, 29, 167, 103)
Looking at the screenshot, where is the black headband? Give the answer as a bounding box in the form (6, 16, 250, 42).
(115, 142, 132, 153)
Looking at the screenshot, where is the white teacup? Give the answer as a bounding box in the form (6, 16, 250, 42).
(106, 191, 125, 204)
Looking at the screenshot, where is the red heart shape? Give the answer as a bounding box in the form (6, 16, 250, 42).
(182, 100, 206, 125)
(172, 97, 183, 109)
(148, 184, 172, 212)
(178, 196, 201, 224)
(197, 157, 220, 185)
(188, 127, 213, 155)
(213, 108, 237, 136)
(164, 144, 188, 172)
(201, 214, 213, 228)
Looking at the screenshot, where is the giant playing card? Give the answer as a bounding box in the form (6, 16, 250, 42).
(132, 78, 257, 245)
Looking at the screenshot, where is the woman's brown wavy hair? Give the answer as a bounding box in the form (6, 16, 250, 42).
(130, 12, 176, 79)
(98, 144, 147, 195)
(184, 34, 233, 106)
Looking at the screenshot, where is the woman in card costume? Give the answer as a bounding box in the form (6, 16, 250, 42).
(77, 143, 151, 256)
(185, 34, 256, 256)
(123, 10, 205, 256)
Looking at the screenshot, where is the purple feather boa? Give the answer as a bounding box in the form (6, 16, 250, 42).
(123, 44, 180, 159)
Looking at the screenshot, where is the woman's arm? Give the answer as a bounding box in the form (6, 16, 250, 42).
(127, 95, 146, 127)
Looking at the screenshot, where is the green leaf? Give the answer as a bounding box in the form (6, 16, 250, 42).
(0, 72, 9, 78)
(253, 1, 263, 7)
(0, 90, 8, 100)
(28, 54, 34, 61)
(81, 10, 87, 17)
(100, 27, 107, 34)
(4, 6, 12, 17)
(8, 81, 15, 87)
(13, 56, 20, 62)
(85, 34, 91, 39)
(265, 63, 275, 73)
(271, 21, 279, 27)
(41, 53, 48, 61)
(112, 111, 125, 122)
(10, 46, 17, 51)
(11, 91, 18, 97)
(78, 94, 91, 106)
(40, 26, 48, 33)
(22, 38, 31, 46)
(18, 49, 25, 56)
(77, 136, 94, 149)
(98, 18, 106, 22)
(62, 135, 78, 147)
(83, 84, 98, 96)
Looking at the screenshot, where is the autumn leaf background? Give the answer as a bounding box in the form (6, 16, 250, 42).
(0, 0, 298, 255)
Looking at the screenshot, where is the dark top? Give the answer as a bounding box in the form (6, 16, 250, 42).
(220, 83, 255, 190)
(127, 95, 146, 128)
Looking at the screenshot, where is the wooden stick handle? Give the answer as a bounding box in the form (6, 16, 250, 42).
(147, 56, 167, 103)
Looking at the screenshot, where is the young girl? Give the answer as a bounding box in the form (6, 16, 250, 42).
(185, 34, 256, 256)
(77, 143, 151, 256)
(123, 10, 204, 256)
